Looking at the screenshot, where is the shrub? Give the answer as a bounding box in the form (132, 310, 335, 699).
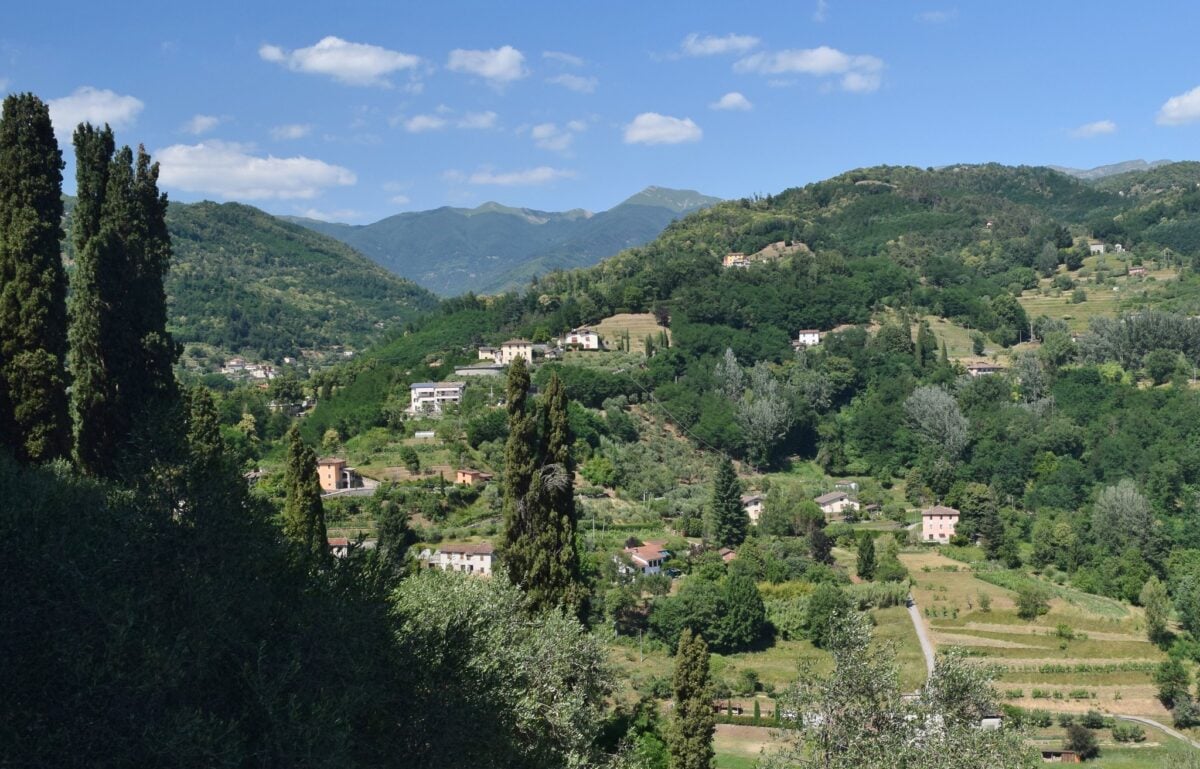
(1111, 722, 1145, 743)
(1080, 710, 1105, 729)
(1064, 724, 1099, 760)
(1015, 583, 1050, 620)
(1057, 713, 1075, 727)
(1030, 709, 1053, 728)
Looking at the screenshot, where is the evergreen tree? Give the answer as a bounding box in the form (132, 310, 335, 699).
(856, 533, 877, 580)
(709, 457, 747, 548)
(501, 358, 538, 582)
(668, 629, 715, 769)
(283, 425, 328, 567)
(720, 573, 766, 651)
(1141, 576, 1171, 646)
(67, 124, 118, 475)
(182, 387, 248, 527)
(530, 372, 587, 617)
(0, 93, 69, 462)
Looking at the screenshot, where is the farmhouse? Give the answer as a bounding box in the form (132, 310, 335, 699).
(420, 542, 496, 576)
(922, 505, 960, 542)
(815, 491, 860, 517)
(328, 537, 351, 559)
(966, 362, 1004, 377)
(741, 493, 764, 524)
(1127, 266, 1147, 277)
(478, 346, 498, 362)
(408, 381, 466, 414)
(718, 547, 737, 564)
(722, 252, 750, 269)
(317, 457, 363, 493)
(620, 541, 670, 575)
(497, 339, 533, 366)
(456, 468, 493, 485)
(1088, 240, 1106, 255)
(794, 329, 822, 348)
(562, 327, 601, 350)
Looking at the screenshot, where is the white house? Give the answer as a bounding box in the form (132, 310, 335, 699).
(620, 542, 670, 576)
(497, 339, 533, 366)
(419, 542, 496, 576)
(408, 381, 466, 414)
(741, 493, 764, 525)
(478, 346, 498, 362)
(1089, 240, 1106, 255)
(922, 505, 960, 543)
(795, 329, 822, 348)
(815, 491, 860, 517)
(562, 327, 601, 351)
(966, 363, 1004, 377)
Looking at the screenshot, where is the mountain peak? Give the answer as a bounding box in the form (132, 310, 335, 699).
(1049, 159, 1174, 181)
(619, 186, 722, 213)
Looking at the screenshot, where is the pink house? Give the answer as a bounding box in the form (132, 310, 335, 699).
(922, 505, 960, 543)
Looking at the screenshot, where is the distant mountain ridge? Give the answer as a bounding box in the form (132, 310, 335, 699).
(1049, 159, 1174, 181)
(285, 186, 720, 296)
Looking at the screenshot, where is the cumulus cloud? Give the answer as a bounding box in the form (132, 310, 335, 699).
(447, 46, 527, 85)
(156, 140, 356, 200)
(814, 0, 829, 22)
(1070, 120, 1117, 138)
(389, 194, 411, 206)
(459, 166, 575, 186)
(623, 113, 702, 145)
(1157, 85, 1200, 126)
(734, 46, 884, 92)
(259, 36, 420, 87)
(48, 86, 144, 139)
(271, 123, 312, 140)
(529, 121, 587, 152)
(404, 114, 448, 133)
(681, 33, 760, 57)
(548, 74, 598, 93)
(543, 50, 584, 67)
(458, 111, 498, 129)
(710, 92, 753, 111)
(182, 114, 220, 135)
(298, 207, 362, 222)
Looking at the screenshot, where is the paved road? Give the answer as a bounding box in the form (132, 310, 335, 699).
(907, 601, 936, 678)
(1113, 714, 1200, 750)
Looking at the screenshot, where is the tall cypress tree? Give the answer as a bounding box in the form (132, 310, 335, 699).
(856, 532, 876, 581)
(283, 425, 328, 566)
(183, 387, 247, 528)
(530, 373, 586, 617)
(709, 457, 747, 548)
(501, 358, 538, 583)
(0, 93, 69, 462)
(669, 629, 715, 769)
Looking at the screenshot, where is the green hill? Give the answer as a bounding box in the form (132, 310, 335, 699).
(63, 199, 440, 362)
(286, 186, 721, 296)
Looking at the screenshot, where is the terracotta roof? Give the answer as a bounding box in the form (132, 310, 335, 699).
(625, 541, 669, 565)
(318, 457, 347, 465)
(923, 505, 960, 517)
(814, 491, 849, 505)
(439, 542, 495, 556)
(327, 537, 350, 547)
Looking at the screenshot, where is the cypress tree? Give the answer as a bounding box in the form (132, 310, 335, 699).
(709, 457, 747, 549)
(68, 124, 119, 475)
(529, 373, 586, 617)
(501, 358, 538, 584)
(856, 532, 876, 580)
(283, 425, 328, 566)
(668, 629, 715, 769)
(182, 387, 247, 528)
(0, 93, 69, 462)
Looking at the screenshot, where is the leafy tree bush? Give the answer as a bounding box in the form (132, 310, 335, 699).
(1064, 724, 1099, 760)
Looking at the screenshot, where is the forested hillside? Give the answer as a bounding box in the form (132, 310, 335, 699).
(289, 186, 720, 296)
(63, 199, 440, 361)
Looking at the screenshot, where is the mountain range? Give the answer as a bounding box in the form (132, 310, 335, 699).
(285, 186, 721, 296)
(1048, 159, 1174, 181)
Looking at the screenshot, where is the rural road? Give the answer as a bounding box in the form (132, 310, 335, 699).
(906, 596, 1200, 752)
(907, 601, 936, 677)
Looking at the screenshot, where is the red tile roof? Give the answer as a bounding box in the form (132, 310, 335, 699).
(440, 542, 495, 556)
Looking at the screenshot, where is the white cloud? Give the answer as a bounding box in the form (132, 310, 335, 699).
(259, 36, 420, 87)
(156, 140, 356, 200)
(814, 0, 829, 22)
(734, 46, 884, 92)
(271, 123, 312, 140)
(447, 46, 527, 85)
(299, 207, 361, 222)
(530, 121, 587, 152)
(548, 74, 598, 93)
(623, 113, 702, 145)
(461, 166, 575, 186)
(710, 91, 753, 111)
(404, 114, 448, 133)
(1157, 85, 1200, 126)
(458, 111, 498, 129)
(0, 78, 9, 92)
(48, 86, 144, 139)
(389, 194, 411, 206)
(543, 50, 584, 67)
(681, 33, 760, 57)
(1070, 120, 1117, 138)
(182, 114, 220, 135)
(917, 9, 958, 23)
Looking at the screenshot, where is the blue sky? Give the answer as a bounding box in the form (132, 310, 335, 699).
(4, 1, 1200, 222)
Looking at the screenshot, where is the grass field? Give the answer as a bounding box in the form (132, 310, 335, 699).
(594, 312, 670, 354)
